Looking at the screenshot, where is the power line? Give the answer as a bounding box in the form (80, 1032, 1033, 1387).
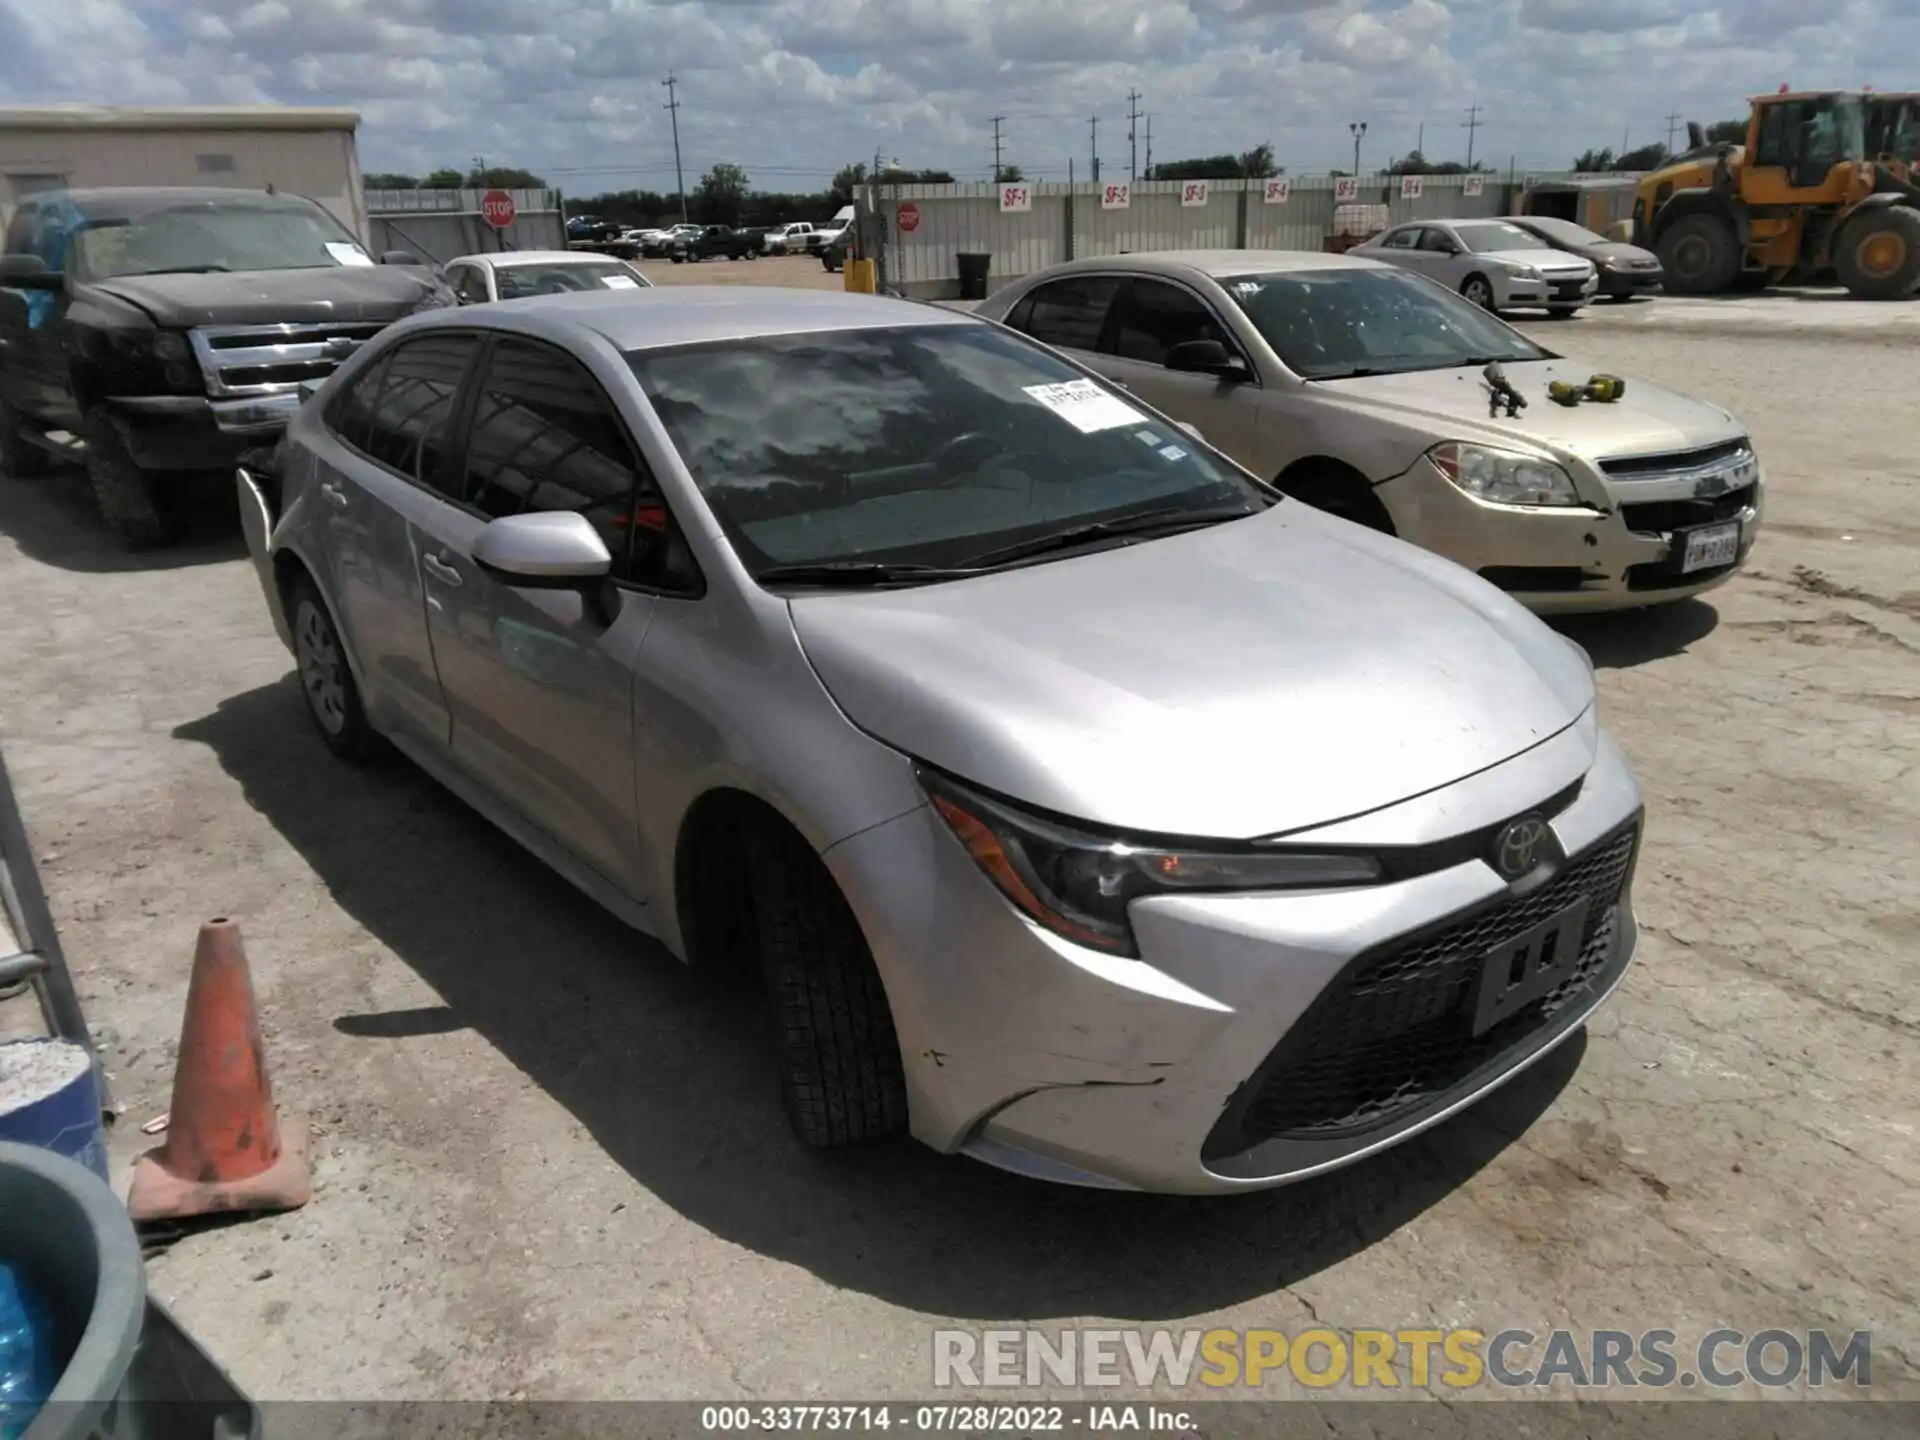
(662, 72, 687, 223)
(990, 115, 1006, 183)
(1125, 93, 1137, 182)
(1462, 101, 1484, 168)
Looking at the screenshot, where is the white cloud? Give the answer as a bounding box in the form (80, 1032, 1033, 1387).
(0, 0, 1914, 188)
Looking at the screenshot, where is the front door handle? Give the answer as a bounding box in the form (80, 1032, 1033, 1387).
(318, 482, 348, 510)
(421, 553, 463, 588)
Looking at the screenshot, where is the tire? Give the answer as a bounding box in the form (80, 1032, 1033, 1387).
(1544, 305, 1582, 319)
(288, 574, 385, 762)
(1834, 207, 1920, 301)
(1656, 212, 1742, 295)
(1280, 462, 1393, 533)
(1461, 274, 1495, 310)
(82, 406, 181, 549)
(671, 254, 686, 265)
(0, 396, 50, 478)
(743, 820, 908, 1148)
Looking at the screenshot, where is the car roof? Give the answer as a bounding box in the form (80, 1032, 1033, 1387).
(1018, 249, 1390, 282)
(402, 284, 973, 351)
(453, 250, 631, 268)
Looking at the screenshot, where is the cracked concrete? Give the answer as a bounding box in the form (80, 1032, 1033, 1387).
(0, 301, 1913, 1406)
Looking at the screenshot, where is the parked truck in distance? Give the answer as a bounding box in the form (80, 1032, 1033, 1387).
(0, 186, 453, 548)
(668, 224, 764, 262)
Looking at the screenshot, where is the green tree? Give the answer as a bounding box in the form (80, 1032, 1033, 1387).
(1706, 118, 1748, 144)
(424, 168, 465, 188)
(363, 171, 419, 189)
(1615, 142, 1670, 171)
(1572, 147, 1615, 172)
(695, 162, 750, 223)
(465, 165, 547, 188)
(1238, 143, 1279, 179)
(996, 163, 1026, 183)
(830, 162, 868, 205)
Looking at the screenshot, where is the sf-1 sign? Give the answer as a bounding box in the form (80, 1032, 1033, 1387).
(1000, 184, 1032, 213)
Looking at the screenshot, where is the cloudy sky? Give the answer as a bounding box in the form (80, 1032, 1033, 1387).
(1, 0, 1912, 193)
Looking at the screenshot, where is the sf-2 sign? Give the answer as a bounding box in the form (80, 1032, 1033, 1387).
(480, 190, 517, 229)
(1263, 178, 1291, 204)
(999, 184, 1032, 213)
(1180, 180, 1210, 208)
(1100, 183, 1131, 210)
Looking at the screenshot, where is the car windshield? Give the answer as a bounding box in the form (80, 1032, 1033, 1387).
(69, 198, 369, 279)
(1220, 267, 1550, 380)
(495, 261, 649, 298)
(627, 323, 1271, 580)
(1454, 222, 1545, 254)
(1514, 216, 1607, 247)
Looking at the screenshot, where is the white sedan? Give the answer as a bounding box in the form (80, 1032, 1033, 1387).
(1352, 218, 1598, 316)
(441, 250, 653, 305)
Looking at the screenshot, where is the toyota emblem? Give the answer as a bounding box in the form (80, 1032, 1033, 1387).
(1492, 815, 1551, 880)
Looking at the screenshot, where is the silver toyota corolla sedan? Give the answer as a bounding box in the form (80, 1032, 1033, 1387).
(975, 251, 1762, 615)
(236, 286, 1644, 1195)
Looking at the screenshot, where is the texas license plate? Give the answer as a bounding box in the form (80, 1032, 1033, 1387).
(1680, 521, 1741, 573)
(1470, 898, 1592, 1035)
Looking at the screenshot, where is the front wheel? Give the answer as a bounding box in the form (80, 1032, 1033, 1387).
(1656, 212, 1742, 294)
(1462, 275, 1495, 310)
(83, 406, 181, 549)
(1835, 208, 1920, 301)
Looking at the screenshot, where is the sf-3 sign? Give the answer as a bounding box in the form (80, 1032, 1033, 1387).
(1180, 180, 1210, 208)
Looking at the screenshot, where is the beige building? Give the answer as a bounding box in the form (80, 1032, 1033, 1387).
(0, 105, 367, 242)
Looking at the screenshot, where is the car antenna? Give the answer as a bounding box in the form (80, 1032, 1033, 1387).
(1483, 362, 1527, 419)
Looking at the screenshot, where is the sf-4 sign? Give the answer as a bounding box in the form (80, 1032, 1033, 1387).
(1333, 176, 1361, 202)
(999, 184, 1032, 213)
(1180, 180, 1210, 207)
(1263, 178, 1291, 204)
(1100, 183, 1131, 210)
(1400, 174, 1425, 200)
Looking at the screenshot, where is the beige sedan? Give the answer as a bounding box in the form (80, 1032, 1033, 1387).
(973, 251, 1763, 614)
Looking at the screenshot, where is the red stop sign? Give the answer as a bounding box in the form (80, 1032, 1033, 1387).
(897, 201, 921, 234)
(480, 190, 517, 229)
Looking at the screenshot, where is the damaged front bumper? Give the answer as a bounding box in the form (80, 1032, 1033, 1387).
(824, 718, 1644, 1195)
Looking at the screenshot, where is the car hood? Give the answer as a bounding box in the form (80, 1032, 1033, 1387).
(87, 266, 446, 327)
(788, 504, 1595, 840)
(1313, 358, 1745, 463)
(1476, 248, 1591, 273)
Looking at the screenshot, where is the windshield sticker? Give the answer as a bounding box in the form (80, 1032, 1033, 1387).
(1229, 280, 1263, 299)
(1158, 445, 1188, 462)
(1022, 378, 1147, 434)
(325, 242, 375, 267)
(1133, 429, 1163, 447)
(599, 275, 641, 289)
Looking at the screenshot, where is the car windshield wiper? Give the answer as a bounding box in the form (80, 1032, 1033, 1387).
(755, 560, 988, 589)
(960, 505, 1261, 569)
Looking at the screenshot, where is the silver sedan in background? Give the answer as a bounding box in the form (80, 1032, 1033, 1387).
(237, 287, 1643, 1194)
(1354, 218, 1599, 315)
(975, 251, 1761, 614)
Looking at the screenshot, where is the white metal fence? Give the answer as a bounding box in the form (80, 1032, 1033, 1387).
(364, 188, 565, 264)
(876, 172, 1579, 297)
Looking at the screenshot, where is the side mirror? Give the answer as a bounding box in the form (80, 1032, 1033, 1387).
(1165, 339, 1248, 381)
(471, 511, 612, 589)
(0, 255, 62, 290)
(378, 250, 422, 266)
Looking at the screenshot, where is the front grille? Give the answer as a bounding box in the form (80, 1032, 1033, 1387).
(189, 322, 387, 399)
(1599, 440, 1751, 480)
(1550, 279, 1588, 299)
(1203, 818, 1640, 1159)
(1619, 483, 1756, 536)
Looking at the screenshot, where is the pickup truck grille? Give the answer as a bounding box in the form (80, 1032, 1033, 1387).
(189, 322, 387, 399)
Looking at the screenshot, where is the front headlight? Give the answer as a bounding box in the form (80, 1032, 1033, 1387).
(1492, 258, 1540, 279)
(918, 767, 1382, 957)
(151, 330, 190, 360)
(1429, 442, 1583, 507)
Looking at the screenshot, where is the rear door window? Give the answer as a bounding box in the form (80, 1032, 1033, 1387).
(1010, 276, 1122, 353)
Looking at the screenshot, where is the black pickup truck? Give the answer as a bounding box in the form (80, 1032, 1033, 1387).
(668, 224, 763, 263)
(0, 186, 453, 548)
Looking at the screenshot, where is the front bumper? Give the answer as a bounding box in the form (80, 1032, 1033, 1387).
(1375, 454, 1764, 615)
(1599, 268, 1664, 297)
(1498, 271, 1599, 310)
(825, 717, 1643, 1195)
(102, 392, 298, 470)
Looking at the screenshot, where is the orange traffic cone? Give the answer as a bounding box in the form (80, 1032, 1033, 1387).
(127, 918, 310, 1224)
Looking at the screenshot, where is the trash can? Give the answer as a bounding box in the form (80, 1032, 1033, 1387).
(956, 251, 992, 302)
(0, 1142, 145, 1440)
(0, 1041, 110, 1185)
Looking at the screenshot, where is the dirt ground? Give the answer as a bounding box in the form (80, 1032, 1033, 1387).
(0, 272, 1914, 1406)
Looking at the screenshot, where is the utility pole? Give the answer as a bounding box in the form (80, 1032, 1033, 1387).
(662, 72, 687, 223)
(1417, 122, 1425, 157)
(1664, 110, 1683, 154)
(1090, 115, 1100, 184)
(1462, 102, 1483, 168)
(1144, 115, 1153, 175)
(1126, 90, 1143, 182)
(1350, 120, 1368, 174)
(990, 115, 1006, 183)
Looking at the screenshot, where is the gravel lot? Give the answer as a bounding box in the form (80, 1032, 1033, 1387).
(0, 273, 1914, 1406)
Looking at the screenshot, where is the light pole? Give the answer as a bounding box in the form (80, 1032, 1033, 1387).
(1349, 121, 1368, 175)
